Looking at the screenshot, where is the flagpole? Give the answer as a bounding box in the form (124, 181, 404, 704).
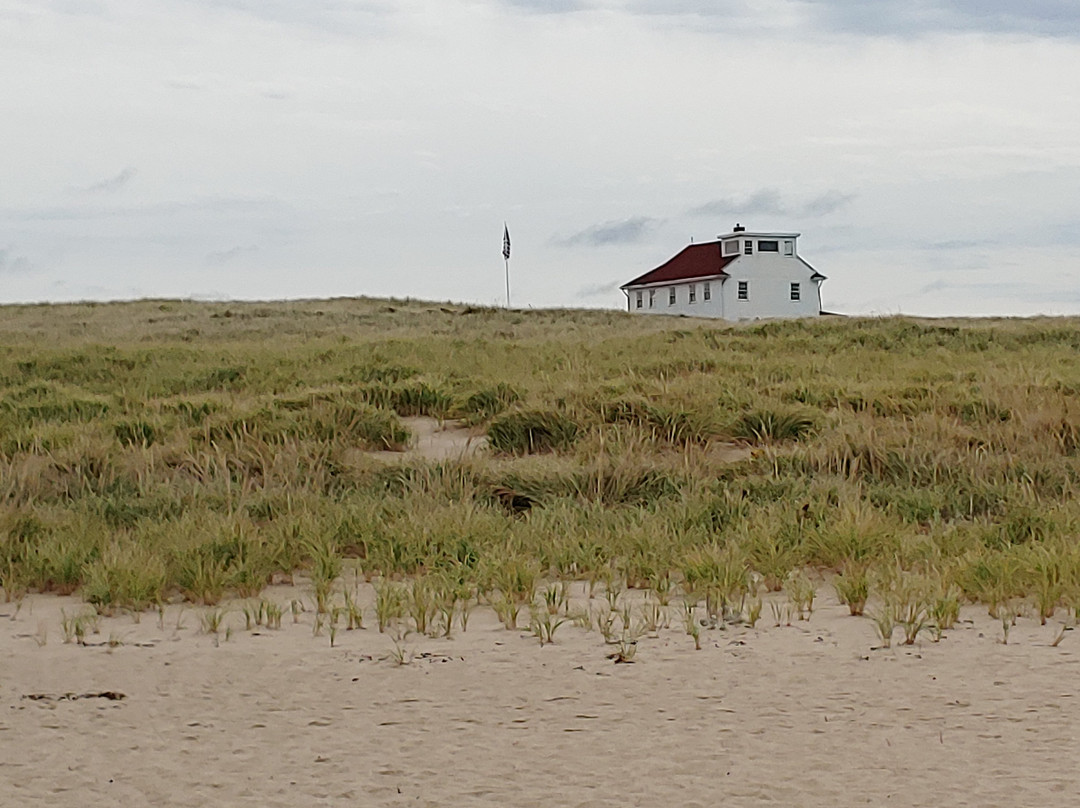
(502, 222, 512, 308)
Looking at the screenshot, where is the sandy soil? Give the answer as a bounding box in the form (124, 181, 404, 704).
(365, 416, 753, 466)
(3, 584, 1079, 807)
(369, 417, 487, 462)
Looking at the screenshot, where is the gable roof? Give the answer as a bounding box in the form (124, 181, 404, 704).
(621, 241, 737, 289)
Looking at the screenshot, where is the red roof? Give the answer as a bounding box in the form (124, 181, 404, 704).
(621, 241, 737, 288)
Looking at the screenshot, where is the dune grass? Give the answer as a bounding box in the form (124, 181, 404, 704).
(2, 298, 1080, 647)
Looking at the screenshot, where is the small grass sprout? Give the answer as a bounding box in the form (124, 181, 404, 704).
(264, 600, 283, 629)
(569, 605, 592, 629)
(61, 608, 100, 645)
(898, 600, 930, 645)
(681, 600, 702, 650)
(493, 592, 521, 630)
(1050, 617, 1072, 647)
(746, 596, 762, 628)
(544, 582, 569, 615)
(929, 588, 961, 641)
(374, 579, 406, 633)
(785, 571, 815, 621)
(201, 607, 227, 635)
(641, 598, 666, 635)
(834, 563, 870, 616)
(529, 605, 568, 646)
(1000, 603, 1018, 645)
(869, 603, 896, 649)
(595, 606, 620, 644)
(343, 588, 364, 630)
(607, 617, 643, 663)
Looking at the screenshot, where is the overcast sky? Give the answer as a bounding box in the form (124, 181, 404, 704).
(2, 0, 1079, 316)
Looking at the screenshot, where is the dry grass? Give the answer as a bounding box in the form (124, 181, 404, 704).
(2, 298, 1080, 651)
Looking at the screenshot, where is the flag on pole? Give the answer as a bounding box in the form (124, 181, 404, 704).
(502, 224, 511, 261)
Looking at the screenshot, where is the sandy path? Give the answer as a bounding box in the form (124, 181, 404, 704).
(3, 587, 1079, 807)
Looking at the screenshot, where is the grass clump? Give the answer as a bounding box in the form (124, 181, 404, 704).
(731, 408, 816, 443)
(81, 546, 167, 614)
(5, 299, 1080, 638)
(487, 410, 579, 454)
(461, 383, 521, 422)
(834, 562, 870, 616)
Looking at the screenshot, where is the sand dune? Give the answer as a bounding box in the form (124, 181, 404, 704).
(3, 585, 1079, 807)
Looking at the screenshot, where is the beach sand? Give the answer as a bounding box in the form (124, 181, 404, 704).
(3, 584, 1079, 807)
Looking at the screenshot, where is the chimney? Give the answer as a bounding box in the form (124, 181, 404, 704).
(733, 223, 746, 233)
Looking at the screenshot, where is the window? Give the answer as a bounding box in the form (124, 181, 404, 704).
(635, 291, 643, 309)
(723, 240, 740, 256)
(738, 281, 748, 300)
(703, 282, 711, 301)
(669, 287, 676, 305)
(790, 282, 800, 301)
(689, 284, 697, 303)
(648, 290, 655, 308)
(744, 240, 753, 255)
(783, 240, 794, 256)
(758, 240, 779, 252)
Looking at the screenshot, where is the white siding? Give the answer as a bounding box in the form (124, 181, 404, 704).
(627, 251, 822, 321)
(635, 280, 726, 318)
(723, 253, 821, 320)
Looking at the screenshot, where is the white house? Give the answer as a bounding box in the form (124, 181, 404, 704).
(620, 224, 826, 320)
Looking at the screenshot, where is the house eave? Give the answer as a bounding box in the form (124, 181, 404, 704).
(621, 272, 730, 291)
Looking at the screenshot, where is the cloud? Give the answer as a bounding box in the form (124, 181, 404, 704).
(576, 279, 624, 298)
(81, 167, 138, 194)
(917, 279, 950, 294)
(0, 248, 34, 275)
(799, 190, 856, 217)
(501, 0, 590, 13)
(180, 0, 396, 37)
(688, 189, 784, 218)
(0, 195, 284, 224)
(557, 216, 660, 247)
(805, 0, 1080, 38)
(687, 189, 854, 219)
(165, 78, 207, 91)
(616, 0, 1080, 38)
(925, 239, 989, 250)
(206, 245, 259, 265)
(49, 0, 108, 17)
(913, 278, 1072, 303)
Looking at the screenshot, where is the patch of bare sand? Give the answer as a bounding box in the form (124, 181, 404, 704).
(4, 585, 1080, 807)
(367, 417, 487, 462)
(362, 417, 753, 467)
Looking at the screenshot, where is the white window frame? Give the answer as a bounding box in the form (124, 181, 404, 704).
(783, 240, 794, 255)
(703, 282, 711, 301)
(790, 282, 800, 301)
(738, 280, 748, 300)
(648, 289, 655, 308)
(668, 287, 676, 305)
(635, 291, 643, 309)
(744, 240, 753, 255)
(689, 284, 697, 303)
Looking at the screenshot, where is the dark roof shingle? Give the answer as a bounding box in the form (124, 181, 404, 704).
(621, 241, 737, 288)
